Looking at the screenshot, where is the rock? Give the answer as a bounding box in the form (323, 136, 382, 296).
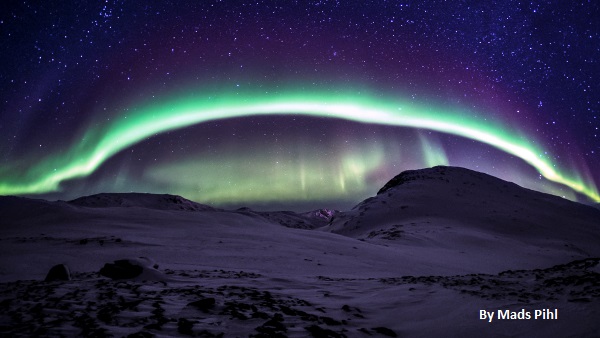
(177, 318, 194, 335)
(305, 324, 344, 338)
(44, 264, 71, 281)
(188, 297, 216, 312)
(373, 326, 398, 337)
(99, 259, 144, 280)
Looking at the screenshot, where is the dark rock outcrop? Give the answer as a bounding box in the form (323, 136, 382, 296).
(99, 259, 144, 280)
(44, 264, 71, 282)
(188, 297, 216, 312)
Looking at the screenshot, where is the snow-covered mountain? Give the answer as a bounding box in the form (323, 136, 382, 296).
(69, 192, 217, 211)
(0, 166, 598, 337)
(325, 166, 600, 272)
(233, 207, 336, 229)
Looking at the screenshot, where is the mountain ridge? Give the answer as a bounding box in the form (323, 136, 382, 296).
(68, 192, 217, 211)
(2, 166, 597, 216)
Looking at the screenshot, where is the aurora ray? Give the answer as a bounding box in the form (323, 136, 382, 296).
(418, 133, 449, 168)
(1, 90, 598, 202)
(144, 142, 386, 205)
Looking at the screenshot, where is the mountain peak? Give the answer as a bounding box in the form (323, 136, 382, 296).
(377, 166, 505, 194)
(300, 208, 338, 220)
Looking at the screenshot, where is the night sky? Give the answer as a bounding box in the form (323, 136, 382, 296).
(1, 1, 599, 211)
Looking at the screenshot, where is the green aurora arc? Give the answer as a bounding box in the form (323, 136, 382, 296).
(1, 90, 598, 202)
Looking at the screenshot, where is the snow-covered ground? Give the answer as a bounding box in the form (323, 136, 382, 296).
(1, 166, 599, 337)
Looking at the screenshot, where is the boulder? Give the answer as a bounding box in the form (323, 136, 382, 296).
(188, 297, 216, 312)
(99, 259, 144, 280)
(44, 264, 71, 282)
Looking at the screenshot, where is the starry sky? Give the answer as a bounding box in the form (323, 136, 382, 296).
(1, 1, 599, 211)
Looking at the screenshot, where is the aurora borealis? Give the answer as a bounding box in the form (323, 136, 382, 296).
(1, 1, 599, 210)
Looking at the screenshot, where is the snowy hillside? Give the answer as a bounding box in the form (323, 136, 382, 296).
(325, 166, 600, 272)
(0, 166, 598, 337)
